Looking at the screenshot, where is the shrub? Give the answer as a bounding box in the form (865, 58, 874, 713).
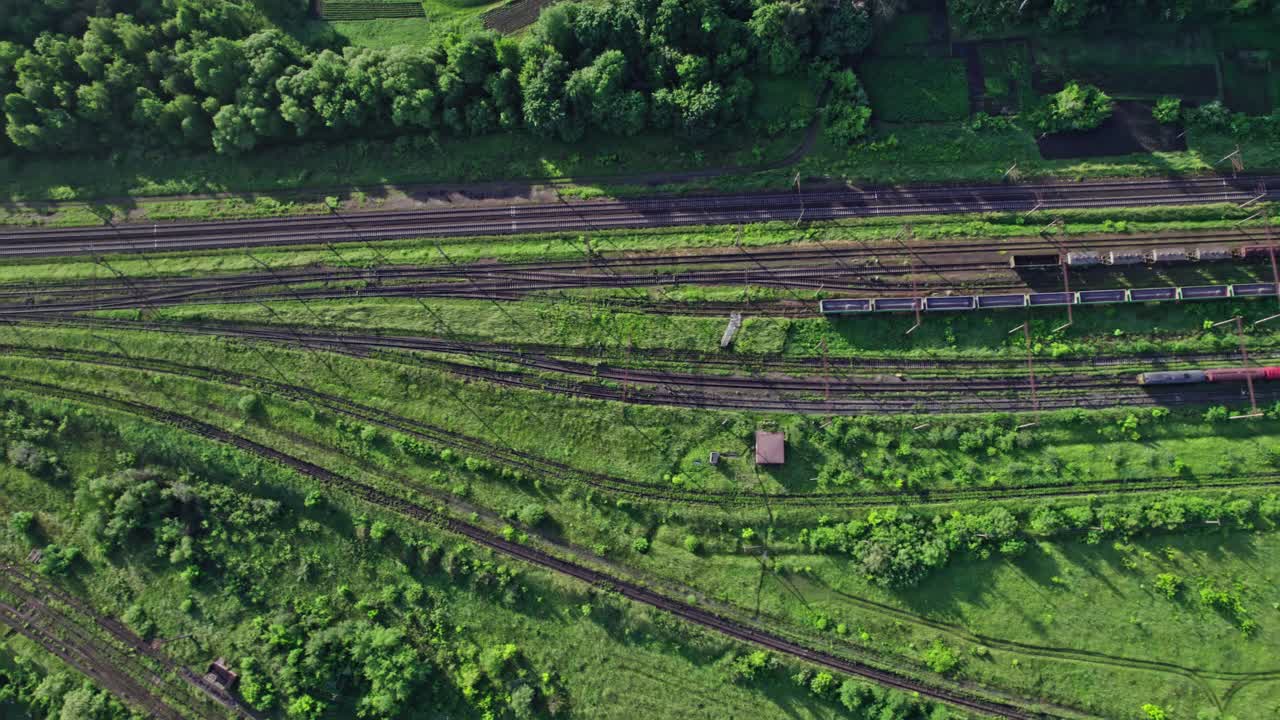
(1152, 96, 1181, 124)
(631, 537, 649, 554)
(1033, 81, 1113, 133)
(8, 511, 35, 538)
(1142, 704, 1167, 720)
(822, 69, 872, 145)
(809, 671, 836, 695)
(237, 393, 262, 418)
(1154, 572, 1182, 599)
(37, 544, 80, 576)
(683, 534, 701, 553)
(1186, 100, 1231, 132)
(517, 503, 547, 527)
(727, 650, 771, 682)
(1203, 406, 1230, 422)
(121, 604, 155, 639)
(287, 694, 325, 720)
(922, 640, 959, 674)
(6, 441, 61, 480)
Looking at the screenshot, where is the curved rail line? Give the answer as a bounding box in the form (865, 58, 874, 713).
(156, 328, 1277, 414)
(0, 375, 1077, 719)
(0, 563, 256, 719)
(4, 343, 1279, 511)
(15, 314, 1280, 381)
(0, 175, 1275, 258)
(0, 565, 245, 720)
(8, 314, 1276, 412)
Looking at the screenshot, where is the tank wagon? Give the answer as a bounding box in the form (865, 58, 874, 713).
(1005, 244, 1270, 269)
(818, 282, 1278, 315)
(1137, 367, 1280, 385)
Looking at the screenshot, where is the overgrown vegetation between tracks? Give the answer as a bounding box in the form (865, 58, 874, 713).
(91, 286, 1280, 361)
(2, 329, 1279, 718)
(6, 0, 1280, 714)
(0, 391, 964, 720)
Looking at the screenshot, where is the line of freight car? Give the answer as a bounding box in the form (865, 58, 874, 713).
(1137, 367, 1280, 385)
(1009, 245, 1276, 268)
(818, 282, 1279, 314)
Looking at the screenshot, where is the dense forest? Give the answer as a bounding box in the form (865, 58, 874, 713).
(950, 0, 1280, 33)
(0, 0, 871, 157)
(3, 0, 1279, 162)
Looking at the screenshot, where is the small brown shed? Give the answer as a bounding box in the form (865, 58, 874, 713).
(754, 431, 785, 465)
(207, 658, 239, 690)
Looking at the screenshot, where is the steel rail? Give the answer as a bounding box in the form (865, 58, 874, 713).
(1, 176, 1275, 258)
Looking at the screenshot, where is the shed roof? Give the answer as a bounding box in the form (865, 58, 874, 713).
(755, 431, 785, 465)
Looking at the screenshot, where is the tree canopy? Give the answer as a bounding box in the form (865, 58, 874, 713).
(1, 0, 873, 156)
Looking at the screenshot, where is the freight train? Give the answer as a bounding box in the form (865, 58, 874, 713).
(818, 282, 1279, 314)
(1137, 367, 1280, 385)
(1009, 244, 1276, 269)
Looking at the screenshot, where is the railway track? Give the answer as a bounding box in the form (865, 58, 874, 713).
(0, 563, 256, 719)
(4, 226, 1276, 316)
(8, 315, 1276, 413)
(0, 175, 1275, 258)
(0, 263, 1017, 316)
(14, 315, 1280, 378)
(4, 343, 1279, 510)
(0, 563, 248, 720)
(4, 226, 1273, 291)
(47, 321, 1263, 414)
(0, 601, 186, 720)
(0, 375, 1084, 718)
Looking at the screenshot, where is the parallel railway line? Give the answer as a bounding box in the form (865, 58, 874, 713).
(4, 176, 1277, 719)
(3, 226, 1276, 316)
(1, 175, 1275, 258)
(14, 315, 1280, 378)
(0, 263, 1016, 316)
(8, 317, 1279, 413)
(0, 375, 1211, 718)
(4, 343, 1279, 511)
(0, 563, 251, 720)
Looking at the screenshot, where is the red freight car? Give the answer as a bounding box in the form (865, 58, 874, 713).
(1138, 366, 1280, 385)
(1205, 367, 1270, 382)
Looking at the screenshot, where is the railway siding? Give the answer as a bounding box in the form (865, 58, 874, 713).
(0, 375, 1070, 720)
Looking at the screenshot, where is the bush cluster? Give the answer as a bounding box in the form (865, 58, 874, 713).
(1031, 81, 1113, 134)
(1186, 100, 1280, 139)
(802, 493, 1280, 587)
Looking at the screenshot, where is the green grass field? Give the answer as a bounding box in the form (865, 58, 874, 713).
(870, 13, 934, 56)
(858, 58, 972, 123)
